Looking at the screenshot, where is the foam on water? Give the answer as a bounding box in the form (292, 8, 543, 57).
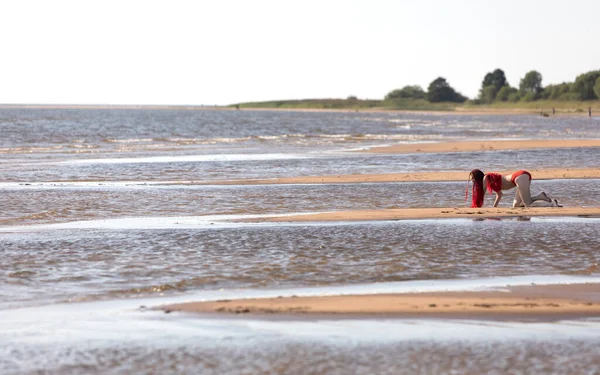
(0, 181, 186, 188)
(0, 213, 298, 232)
(119, 274, 600, 305)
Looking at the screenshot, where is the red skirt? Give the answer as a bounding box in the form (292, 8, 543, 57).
(510, 170, 531, 185)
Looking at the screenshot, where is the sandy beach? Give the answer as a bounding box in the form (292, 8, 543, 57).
(159, 283, 600, 320)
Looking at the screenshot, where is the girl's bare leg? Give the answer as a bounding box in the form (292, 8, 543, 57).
(514, 175, 533, 206)
(514, 174, 552, 206)
(531, 191, 551, 203)
(512, 191, 524, 207)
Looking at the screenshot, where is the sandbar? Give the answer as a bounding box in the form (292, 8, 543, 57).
(209, 168, 600, 186)
(364, 139, 600, 154)
(159, 283, 600, 320)
(240, 207, 600, 223)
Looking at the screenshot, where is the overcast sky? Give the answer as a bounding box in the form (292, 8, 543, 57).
(1, 0, 599, 105)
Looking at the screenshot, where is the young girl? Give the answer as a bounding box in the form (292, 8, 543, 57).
(467, 169, 560, 208)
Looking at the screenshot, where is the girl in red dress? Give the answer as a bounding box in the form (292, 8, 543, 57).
(467, 169, 560, 208)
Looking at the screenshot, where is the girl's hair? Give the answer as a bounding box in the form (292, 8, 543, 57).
(468, 169, 485, 208)
(485, 173, 503, 194)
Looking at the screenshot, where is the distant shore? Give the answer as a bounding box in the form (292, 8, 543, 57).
(232, 98, 600, 114)
(2, 102, 598, 115)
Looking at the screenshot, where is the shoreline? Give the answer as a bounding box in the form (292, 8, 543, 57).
(158, 283, 600, 321)
(235, 106, 599, 116)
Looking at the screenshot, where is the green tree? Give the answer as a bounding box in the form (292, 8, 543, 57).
(521, 91, 538, 102)
(482, 69, 508, 91)
(426, 77, 467, 103)
(507, 92, 521, 102)
(495, 86, 517, 102)
(479, 69, 508, 102)
(560, 92, 581, 101)
(519, 70, 543, 96)
(540, 85, 552, 100)
(573, 70, 600, 100)
(542, 83, 571, 100)
(480, 85, 497, 104)
(594, 77, 600, 100)
(385, 85, 426, 100)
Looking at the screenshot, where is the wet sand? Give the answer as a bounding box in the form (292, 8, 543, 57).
(159, 283, 600, 320)
(241, 206, 600, 222)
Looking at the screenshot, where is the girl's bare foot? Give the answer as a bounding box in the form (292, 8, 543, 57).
(541, 192, 552, 203)
(553, 199, 563, 207)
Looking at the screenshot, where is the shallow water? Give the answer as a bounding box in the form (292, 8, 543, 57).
(2, 282, 600, 375)
(8, 338, 598, 375)
(3, 315, 600, 375)
(2, 109, 597, 154)
(3, 147, 599, 183)
(1, 179, 598, 226)
(2, 218, 599, 308)
(1, 108, 600, 374)
(2, 108, 600, 183)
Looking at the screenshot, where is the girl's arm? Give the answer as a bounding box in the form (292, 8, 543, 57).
(493, 191, 503, 207)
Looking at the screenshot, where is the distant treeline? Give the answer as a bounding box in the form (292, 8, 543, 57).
(386, 69, 600, 104)
(231, 69, 600, 111)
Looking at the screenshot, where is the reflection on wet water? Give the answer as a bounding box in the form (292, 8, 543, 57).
(2, 220, 599, 307)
